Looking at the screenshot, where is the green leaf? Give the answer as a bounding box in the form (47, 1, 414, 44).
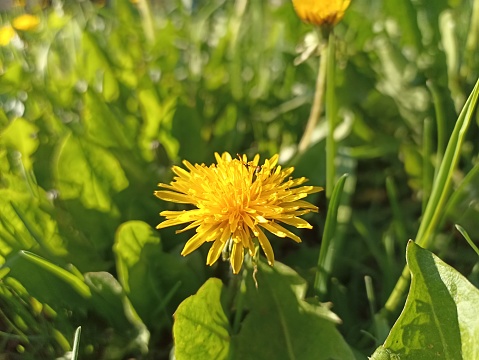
(84, 272, 150, 356)
(173, 278, 231, 360)
(233, 261, 355, 360)
(114, 221, 161, 294)
(0, 118, 39, 170)
(113, 221, 205, 326)
(371, 241, 479, 359)
(138, 87, 178, 161)
(81, 32, 119, 102)
(83, 90, 136, 149)
(3, 251, 91, 308)
(54, 133, 128, 212)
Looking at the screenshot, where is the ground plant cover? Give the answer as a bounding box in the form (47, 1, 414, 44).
(1, 0, 479, 359)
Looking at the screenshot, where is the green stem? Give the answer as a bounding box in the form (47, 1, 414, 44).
(232, 268, 247, 334)
(298, 31, 329, 154)
(137, 0, 155, 44)
(325, 31, 337, 199)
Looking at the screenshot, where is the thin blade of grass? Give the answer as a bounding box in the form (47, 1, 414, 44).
(314, 173, 348, 297)
(384, 77, 479, 315)
(71, 326, 81, 360)
(455, 225, 479, 257)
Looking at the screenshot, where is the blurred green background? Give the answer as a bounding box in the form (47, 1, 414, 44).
(1, 0, 479, 358)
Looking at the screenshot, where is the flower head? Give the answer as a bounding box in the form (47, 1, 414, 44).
(0, 25, 15, 46)
(155, 152, 323, 274)
(12, 14, 40, 31)
(292, 0, 351, 27)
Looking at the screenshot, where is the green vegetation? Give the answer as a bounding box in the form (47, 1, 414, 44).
(1, 0, 479, 359)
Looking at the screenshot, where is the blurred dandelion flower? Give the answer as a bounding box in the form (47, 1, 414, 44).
(12, 14, 40, 31)
(0, 25, 15, 46)
(155, 152, 323, 274)
(292, 0, 351, 27)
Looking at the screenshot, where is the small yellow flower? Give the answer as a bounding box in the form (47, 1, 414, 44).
(292, 0, 351, 27)
(155, 152, 323, 274)
(0, 25, 15, 46)
(12, 14, 40, 31)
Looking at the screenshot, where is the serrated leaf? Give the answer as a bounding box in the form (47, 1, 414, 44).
(371, 241, 479, 359)
(55, 133, 128, 212)
(233, 261, 354, 360)
(173, 278, 231, 360)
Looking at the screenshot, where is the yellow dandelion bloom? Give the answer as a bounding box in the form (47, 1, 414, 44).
(292, 0, 351, 27)
(0, 25, 15, 46)
(12, 14, 40, 31)
(155, 152, 323, 274)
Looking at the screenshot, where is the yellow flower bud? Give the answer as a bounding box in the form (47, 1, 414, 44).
(292, 0, 351, 27)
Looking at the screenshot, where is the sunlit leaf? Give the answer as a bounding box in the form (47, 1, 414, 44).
(54, 133, 128, 212)
(371, 241, 479, 359)
(0, 118, 38, 170)
(173, 278, 231, 360)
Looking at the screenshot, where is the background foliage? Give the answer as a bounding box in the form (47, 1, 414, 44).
(1, 0, 479, 359)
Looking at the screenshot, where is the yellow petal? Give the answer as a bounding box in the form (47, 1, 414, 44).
(256, 228, 274, 266)
(230, 242, 244, 274)
(292, 0, 351, 27)
(154, 190, 192, 204)
(261, 222, 302, 243)
(206, 240, 225, 265)
(181, 232, 207, 256)
(277, 217, 313, 229)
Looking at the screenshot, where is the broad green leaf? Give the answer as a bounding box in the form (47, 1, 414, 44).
(3, 251, 91, 308)
(114, 221, 161, 293)
(80, 32, 119, 102)
(0, 118, 39, 170)
(113, 221, 205, 327)
(371, 241, 479, 359)
(54, 133, 128, 212)
(84, 272, 150, 356)
(83, 90, 136, 149)
(138, 87, 178, 161)
(173, 278, 231, 360)
(233, 261, 354, 360)
(0, 185, 67, 262)
(113, 221, 163, 319)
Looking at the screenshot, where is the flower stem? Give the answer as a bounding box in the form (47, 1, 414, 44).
(232, 267, 247, 334)
(298, 31, 329, 154)
(325, 30, 337, 199)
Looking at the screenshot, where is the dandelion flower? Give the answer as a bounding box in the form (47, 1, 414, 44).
(292, 0, 351, 27)
(155, 152, 323, 274)
(12, 14, 40, 31)
(0, 25, 15, 46)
